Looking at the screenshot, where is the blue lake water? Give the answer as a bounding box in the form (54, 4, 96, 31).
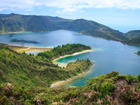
(25, 51, 43, 56)
(0, 30, 140, 87)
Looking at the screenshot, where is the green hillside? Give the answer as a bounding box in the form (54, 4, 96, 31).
(80, 29, 128, 41)
(1, 71, 140, 105)
(122, 36, 140, 46)
(66, 19, 100, 31)
(65, 19, 129, 41)
(125, 30, 140, 39)
(0, 44, 92, 88)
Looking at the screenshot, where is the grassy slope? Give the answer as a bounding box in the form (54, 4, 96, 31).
(66, 19, 128, 41)
(122, 36, 140, 46)
(0, 45, 92, 88)
(80, 29, 128, 41)
(1, 71, 140, 105)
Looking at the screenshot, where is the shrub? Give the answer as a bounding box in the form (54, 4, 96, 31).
(138, 74, 140, 82)
(126, 75, 136, 84)
(106, 71, 119, 78)
(101, 82, 115, 97)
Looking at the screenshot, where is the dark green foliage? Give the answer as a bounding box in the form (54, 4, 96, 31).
(37, 43, 91, 59)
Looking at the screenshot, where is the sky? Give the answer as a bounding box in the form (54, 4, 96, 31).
(0, 0, 140, 33)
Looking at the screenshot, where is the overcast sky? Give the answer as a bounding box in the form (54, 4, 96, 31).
(0, 0, 140, 33)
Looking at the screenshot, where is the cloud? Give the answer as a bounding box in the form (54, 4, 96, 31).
(0, 8, 6, 11)
(56, 11, 61, 13)
(0, 0, 140, 13)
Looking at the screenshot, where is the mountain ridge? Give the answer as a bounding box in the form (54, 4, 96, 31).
(0, 13, 140, 45)
(0, 13, 128, 41)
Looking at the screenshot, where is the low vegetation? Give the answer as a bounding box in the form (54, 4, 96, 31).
(1, 71, 140, 105)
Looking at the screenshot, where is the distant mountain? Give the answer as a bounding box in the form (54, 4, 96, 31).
(65, 19, 129, 41)
(0, 13, 61, 32)
(122, 36, 140, 46)
(125, 30, 140, 39)
(0, 13, 133, 42)
(66, 19, 101, 31)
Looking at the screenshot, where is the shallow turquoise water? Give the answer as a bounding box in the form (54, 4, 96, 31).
(0, 30, 140, 87)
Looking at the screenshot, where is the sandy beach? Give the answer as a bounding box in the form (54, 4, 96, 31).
(50, 62, 94, 88)
(0, 43, 52, 53)
(0, 31, 32, 35)
(52, 49, 93, 68)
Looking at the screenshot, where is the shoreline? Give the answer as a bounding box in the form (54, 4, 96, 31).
(0, 31, 32, 35)
(50, 62, 94, 88)
(0, 43, 52, 53)
(52, 49, 93, 68)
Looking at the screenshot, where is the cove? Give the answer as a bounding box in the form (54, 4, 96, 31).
(0, 30, 140, 88)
